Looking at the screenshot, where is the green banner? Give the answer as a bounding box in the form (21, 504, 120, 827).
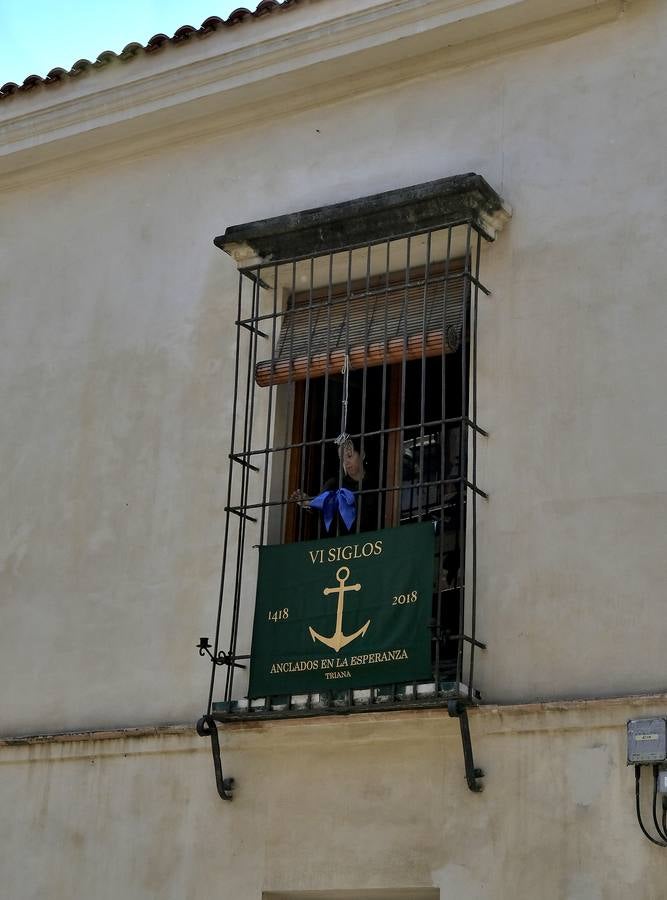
(248, 523, 435, 698)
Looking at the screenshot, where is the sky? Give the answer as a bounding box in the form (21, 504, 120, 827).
(0, 1, 244, 84)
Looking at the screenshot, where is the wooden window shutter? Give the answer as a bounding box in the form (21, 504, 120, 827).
(255, 262, 466, 387)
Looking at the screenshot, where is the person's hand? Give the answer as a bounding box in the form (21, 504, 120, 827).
(289, 489, 311, 508)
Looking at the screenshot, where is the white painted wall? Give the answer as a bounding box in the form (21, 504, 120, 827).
(1, 0, 666, 737)
(0, 698, 664, 900)
(2, 3, 667, 899)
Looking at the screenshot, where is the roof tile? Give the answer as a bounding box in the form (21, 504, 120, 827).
(1, 0, 303, 102)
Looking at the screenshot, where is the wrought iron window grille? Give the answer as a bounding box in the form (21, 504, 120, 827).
(196, 175, 511, 796)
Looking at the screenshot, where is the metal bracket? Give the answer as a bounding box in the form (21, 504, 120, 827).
(448, 699, 484, 792)
(197, 638, 247, 669)
(196, 714, 234, 801)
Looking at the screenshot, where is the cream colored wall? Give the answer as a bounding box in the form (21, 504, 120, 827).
(1, 696, 665, 900)
(1, 0, 667, 736)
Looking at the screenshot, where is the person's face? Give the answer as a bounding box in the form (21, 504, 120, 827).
(343, 446, 363, 480)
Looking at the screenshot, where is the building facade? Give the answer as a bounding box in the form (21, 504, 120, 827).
(2, 0, 667, 897)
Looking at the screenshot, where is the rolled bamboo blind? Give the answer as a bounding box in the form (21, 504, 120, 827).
(255, 263, 466, 387)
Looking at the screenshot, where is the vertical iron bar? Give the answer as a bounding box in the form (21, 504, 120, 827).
(227, 267, 263, 701)
(259, 264, 280, 546)
(317, 252, 335, 540)
(228, 266, 263, 700)
(417, 231, 432, 521)
(456, 222, 472, 690)
(279, 260, 298, 540)
(467, 228, 482, 700)
(377, 240, 391, 529)
(436, 226, 452, 687)
(224, 271, 257, 701)
(398, 236, 412, 527)
(338, 249, 354, 516)
(297, 256, 316, 541)
(234, 266, 264, 676)
(206, 272, 245, 715)
(357, 243, 373, 533)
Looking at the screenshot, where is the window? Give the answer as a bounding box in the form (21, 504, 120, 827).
(203, 175, 509, 720)
(263, 890, 439, 900)
(277, 261, 466, 543)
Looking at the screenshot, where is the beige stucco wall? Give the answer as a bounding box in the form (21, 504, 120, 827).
(1, 0, 666, 733)
(1, 695, 665, 900)
(3, 4, 667, 898)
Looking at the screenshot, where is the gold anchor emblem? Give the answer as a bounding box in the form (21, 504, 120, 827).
(308, 566, 371, 653)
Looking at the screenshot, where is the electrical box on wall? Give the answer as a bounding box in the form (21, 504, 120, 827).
(627, 718, 667, 764)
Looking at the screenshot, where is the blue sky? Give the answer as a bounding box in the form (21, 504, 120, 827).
(0, 1, 244, 84)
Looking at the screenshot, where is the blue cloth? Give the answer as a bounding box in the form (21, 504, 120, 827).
(310, 488, 357, 532)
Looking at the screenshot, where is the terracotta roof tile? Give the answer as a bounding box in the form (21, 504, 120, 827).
(1, 0, 302, 102)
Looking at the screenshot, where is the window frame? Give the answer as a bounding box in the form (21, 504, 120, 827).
(203, 174, 509, 722)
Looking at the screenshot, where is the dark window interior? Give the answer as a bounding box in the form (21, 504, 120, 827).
(287, 353, 465, 679)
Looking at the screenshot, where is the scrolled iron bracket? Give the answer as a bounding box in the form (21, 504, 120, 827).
(448, 699, 484, 793)
(196, 714, 234, 801)
(197, 637, 246, 669)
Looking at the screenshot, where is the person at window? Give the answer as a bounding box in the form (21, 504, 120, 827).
(289, 438, 378, 533)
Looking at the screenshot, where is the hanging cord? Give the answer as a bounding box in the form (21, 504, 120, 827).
(196, 715, 234, 801)
(651, 765, 667, 842)
(334, 353, 350, 448)
(635, 765, 667, 846)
